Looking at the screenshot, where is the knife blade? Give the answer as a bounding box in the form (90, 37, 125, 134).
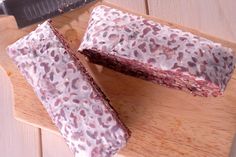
(0, 0, 95, 28)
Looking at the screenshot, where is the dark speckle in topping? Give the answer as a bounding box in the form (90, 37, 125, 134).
(32, 50, 37, 57)
(70, 112, 78, 128)
(63, 97, 69, 101)
(138, 43, 146, 53)
(199, 49, 204, 57)
(108, 34, 118, 41)
(172, 63, 179, 69)
(170, 33, 178, 39)
(180, 66, 189, 72)
(223, 57, 228, 61)
(152, 26, 160, 32)
(147, 58, 156, 63)
(49, 72, 54, 81)
(73, 99, 80, 104)
(98, 118, 109, 128)
(39, 34, 44, 39)
(19, 48, 27, 55)
(64, 81, 69, 87)
(203, 60, 208, 65)
(172, 45, 180, 50)
(99, 41, 105, 44)
(60, 109, 66, 120)
(129, 31, 139, 39)
(72, 99, 80, 104)
(89, 123, 95, 128)
(192, 57, 198, 62)
(40, 62, 50, 73)
(228, 62, 233, 68)
(90, 92, 99, 100)
(54, 55, 59, 62)
(132, 41, 136, 47)
(102, 32, 107, 37)
(107, 116, 112, 122)
(82, 85, 88, 90)
(124, 27, 131, 32)
(183, 33, 190, 37)
(186, 50, 191, 54)
(51, 50, 55, 57)
(188, 61, 196, 67)
(200, 64, 206, 72)
(86, 34, 90, 40)
(92, 105, 103, 116)
(167, 41, 172, 46)
(177, 52, 184, 61)
(46, 42, 51, 49)
(213, 54, 219, 63)
(54, 99, 61, 106)
(149, 43, 160, 53)
(91, 147, 100, 157)
(67, 63, 76, 72)
(78, 144, 86, 151)
(179, 37, 187, 41)
(80, 110, 86, 117)
(111, 124, 119, 132)
(62, 71, 67, 78)
(134, 50, 139, 57)
(214, 79, 219, 86)
(142, 27, 151, 36)
(186, 43, 194, 47)
(119, 38, 124, 43)
(71, 78, 79, 89)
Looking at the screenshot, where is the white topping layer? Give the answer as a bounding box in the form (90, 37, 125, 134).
(7, 20, 129, 157)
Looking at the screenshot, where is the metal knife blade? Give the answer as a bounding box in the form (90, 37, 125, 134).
(0, 0, 95, 28)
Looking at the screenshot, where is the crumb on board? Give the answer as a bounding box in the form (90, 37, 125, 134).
(7, 71, 12, 76)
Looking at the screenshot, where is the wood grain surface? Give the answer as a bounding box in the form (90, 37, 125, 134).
(0, 66, 41, 157)
(1, 0, 236, 157)
(148, 0, 236, 42)
(104, 0, 147, 13)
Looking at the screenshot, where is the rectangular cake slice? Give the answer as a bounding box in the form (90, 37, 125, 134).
(7, 20, 130, 157)
(79, 5, 236, 97)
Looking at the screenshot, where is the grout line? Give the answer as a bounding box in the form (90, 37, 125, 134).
(144, 0, 150, 15)
(38, 128, 43, 157)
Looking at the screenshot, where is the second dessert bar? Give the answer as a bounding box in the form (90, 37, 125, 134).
(79, 5, 235, 97)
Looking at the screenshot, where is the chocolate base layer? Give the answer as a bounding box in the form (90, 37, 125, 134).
(81, 49, 221, 96)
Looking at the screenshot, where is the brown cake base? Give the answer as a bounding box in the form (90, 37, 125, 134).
(81, 49, 222, 97)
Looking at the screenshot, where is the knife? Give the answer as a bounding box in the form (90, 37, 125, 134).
(0, 0, 95, 28)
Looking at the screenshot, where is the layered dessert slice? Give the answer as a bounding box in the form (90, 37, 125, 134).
(7, 20, 130, 157)
(79, 5, 236, 97)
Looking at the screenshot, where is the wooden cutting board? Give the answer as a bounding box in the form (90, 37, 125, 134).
(1, 1, 236, 157)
